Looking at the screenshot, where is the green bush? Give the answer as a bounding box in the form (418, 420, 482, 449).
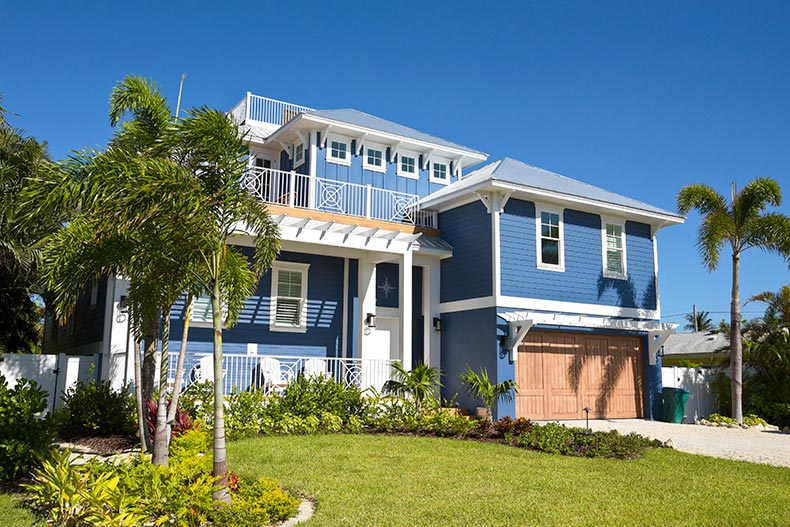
(273, 375, 373, 423)
(425, 409, 476, 437)
(179, 381, 216, 426)
(510, 422, 660, 459)
(225, 389, 268, 439)
(0, 375, 54, 481)
(59, 379, 135, 437)
(213, 476, 300, 527)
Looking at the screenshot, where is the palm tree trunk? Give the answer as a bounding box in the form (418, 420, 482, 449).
(731, 252, 743, 424)
(132, 317, 148, 453)
(211, 262, 230, 504)
(152, 309, 171, 466)
(167, 293, 193, 424)
(141, 310, 160, 402)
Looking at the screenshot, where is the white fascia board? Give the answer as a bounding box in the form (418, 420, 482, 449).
(299, 114, 488, 164)
(422, 180, 685, 229)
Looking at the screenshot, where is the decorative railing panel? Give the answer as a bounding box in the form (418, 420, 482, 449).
(168, 352, 395, 395)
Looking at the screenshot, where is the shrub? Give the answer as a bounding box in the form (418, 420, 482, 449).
(225, 389, 268, 438)
(493, 416, 533, 438)
(59, 379, 135, 437)
(213, 476, 300, 527)
(145, 399, 198, 440)
(273, 375, 373, 423)
(179, 381, 216, 426)
(425, 409, 476, 437)
(0, 375, 54, 481)
(706, 413, 737, 425)
(169, 428, 211, 461)
(510, 422, 660, 459)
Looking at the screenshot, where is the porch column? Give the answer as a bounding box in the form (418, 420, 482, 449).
(423, 261, 441, 369)
(357, 255, 377, 359)
(399, 250, 413, 369)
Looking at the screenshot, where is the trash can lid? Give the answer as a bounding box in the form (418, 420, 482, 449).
(662, 387, 689, 394)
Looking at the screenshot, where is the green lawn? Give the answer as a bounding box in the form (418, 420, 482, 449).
(228, 434, 790, 527)
(0, 492, 42, 527)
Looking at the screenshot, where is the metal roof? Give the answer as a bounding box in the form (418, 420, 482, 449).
(662, 332, 730, 357)
(425, 157, 683, 219)
(303, 108, 487, 156)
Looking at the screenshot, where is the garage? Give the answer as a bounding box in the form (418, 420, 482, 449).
(515, 331, 644, 420)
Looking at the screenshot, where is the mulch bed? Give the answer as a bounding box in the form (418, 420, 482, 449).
(56, 434, 139, 455)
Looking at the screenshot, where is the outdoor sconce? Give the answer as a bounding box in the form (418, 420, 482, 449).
(433, 317, 442, 331)
(365, 313, 376, 328)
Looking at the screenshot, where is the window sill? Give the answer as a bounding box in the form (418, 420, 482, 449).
(537, 263, 565, 273)
(326, 157, 351, 166)
(363, 164, 387, 173)
(397, 170, 419, 180)
(269, 324, 308, 333)
(429, 177, 450, 185)
(603, 272, 628, 281)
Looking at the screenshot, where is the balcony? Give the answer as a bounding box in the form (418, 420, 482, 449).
(231, 93, 313, 128)
(244, 167, 437, 228)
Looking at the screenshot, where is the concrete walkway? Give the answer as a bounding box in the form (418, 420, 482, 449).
(553, 419, 790, 468)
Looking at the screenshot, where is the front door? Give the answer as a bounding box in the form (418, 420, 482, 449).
(362, 316, 399, 390)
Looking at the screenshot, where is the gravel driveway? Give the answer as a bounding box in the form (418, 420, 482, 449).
(553, 419, 790, 467)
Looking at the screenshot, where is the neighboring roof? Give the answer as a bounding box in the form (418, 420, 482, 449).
(301, 108, 487, 157)
(422, 157, 684, 221)
(663, 331, 729, 357)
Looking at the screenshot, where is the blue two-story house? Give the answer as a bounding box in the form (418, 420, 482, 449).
(47, 93, 683, 421)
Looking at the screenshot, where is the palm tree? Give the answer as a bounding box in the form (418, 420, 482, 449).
(748, 285, 790, 328)
(677, 179, 790, 424)
(383, 362, 442, 415)
(683, 310, 714, 332)
(459, 366, 516, 425)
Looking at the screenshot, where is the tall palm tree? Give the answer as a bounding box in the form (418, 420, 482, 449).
(677, 179, 790, 423)
(683, 310, 714, 332)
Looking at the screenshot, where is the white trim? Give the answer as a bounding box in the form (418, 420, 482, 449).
(536, 204, 565, 272)
(90, 277, 99, 308)
(396, 150, 419, 179)
(653, 235, 661, 318)
(309, 132, 317, 177)
(362, 143, 387, 173)
(342, 258, 349, 358)
(326, 135, 351, 166)
(438, 294, 660, 320)
(429, 157, 451, 185)
(400, 250, 413, 369)
(293, 141, 305, 168)
(269, 261, 311, 333)
(601, 216, 627, 279)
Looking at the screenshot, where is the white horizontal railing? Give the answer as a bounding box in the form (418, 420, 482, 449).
(244, 167, 435, 227)
(168, 352, 395, 395)
(229, 93, 314, 126)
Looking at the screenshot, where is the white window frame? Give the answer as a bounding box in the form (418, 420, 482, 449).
(362, 143, 386, 173)
(189, 294, 228, 328)
(326, 135, 351, 166)
(397, 150, 419, 179)
(89, 277, 99, 309)
(601, 217, 627, 279)
(429, 158, 451, 185)
(536, 205, 565, 272)
(293, 142, 305, 168)
(269, 262, 310, 333)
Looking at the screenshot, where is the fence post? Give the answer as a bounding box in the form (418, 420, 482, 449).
(288, 171, 296, 207)
(365, 184, 372, 219)
(245, 91, 251, 122)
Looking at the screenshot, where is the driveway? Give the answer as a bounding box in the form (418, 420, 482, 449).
(552, 419, 790, 468)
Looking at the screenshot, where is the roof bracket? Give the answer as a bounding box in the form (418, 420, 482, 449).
(648, 329, 674, 366)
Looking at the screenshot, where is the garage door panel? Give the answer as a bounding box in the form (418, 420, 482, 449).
(516, 331, 643, 421)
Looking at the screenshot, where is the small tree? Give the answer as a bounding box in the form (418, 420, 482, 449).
(683, 310, 714, 332)
(460, 366, 516, 424)
(382, 362, 442, 415)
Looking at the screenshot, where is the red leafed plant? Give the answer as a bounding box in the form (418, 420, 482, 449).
(145, 400, 198, 439)
(228, 472, 240, 493)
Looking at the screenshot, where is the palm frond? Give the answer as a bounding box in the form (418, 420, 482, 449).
(734, 177, 782, 226)
(696, 210, 733, 270)
(676, 184, 727, 216)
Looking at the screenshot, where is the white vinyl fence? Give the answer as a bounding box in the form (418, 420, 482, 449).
(662, 366, 721, 422)
(0, 353, 99, 415)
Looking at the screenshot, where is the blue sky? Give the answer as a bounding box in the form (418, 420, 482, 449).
(3, 0, 789, 328)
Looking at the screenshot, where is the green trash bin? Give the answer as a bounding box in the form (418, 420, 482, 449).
(662, 387, 690, 424)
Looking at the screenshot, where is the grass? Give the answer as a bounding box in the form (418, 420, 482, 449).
(0, 492, 42, 527)
(228, 434, 790, 527)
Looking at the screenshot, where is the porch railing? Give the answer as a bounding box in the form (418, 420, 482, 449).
(168, 352, 396, 396)
(244, 167, 437, 227)
(230, 93, 314, 127)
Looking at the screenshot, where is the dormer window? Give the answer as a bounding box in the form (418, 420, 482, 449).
(430, 159, 449, 184)
(398, 151, 418, 179)
(363, 144, 385, 173)
(536, 206, 564, 271)
(293, 142, 304, 168)
(327, 137, 350, 165)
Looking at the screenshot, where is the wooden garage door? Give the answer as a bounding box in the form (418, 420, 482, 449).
(516, 332, 643, 420)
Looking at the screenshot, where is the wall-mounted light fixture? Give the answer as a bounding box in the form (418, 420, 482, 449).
(432, 317, 441, 332)
(365, 313, 376, 328)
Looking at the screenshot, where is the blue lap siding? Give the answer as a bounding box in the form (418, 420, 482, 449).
(499, 198, 657, 311)
(439, 200, 492, 303)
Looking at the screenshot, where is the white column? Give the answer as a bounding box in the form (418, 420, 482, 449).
(423, 261, 441, 369)
(399, 250, 413, 369)
(357, 255, 377, 360)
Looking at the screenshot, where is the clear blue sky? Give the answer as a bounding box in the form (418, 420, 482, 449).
(3, 0, 789, 328)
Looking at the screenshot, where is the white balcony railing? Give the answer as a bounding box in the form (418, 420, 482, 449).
(168, 352, 395, 395)
(230, 93, 314, 127)
(244, 167, 437, 228)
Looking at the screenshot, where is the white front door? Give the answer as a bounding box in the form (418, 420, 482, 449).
(363, 316, 399, 390)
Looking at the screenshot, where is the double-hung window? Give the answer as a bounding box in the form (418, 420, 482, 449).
(327, 137, 350, 165)
(536, 207, 564, 271)
(363, 144, 386, 172)
(430, 159, 449, 184)
(293, 142, 305, 168)
(397, 152, 418, 178)
(602, 219, 627, 278)
(270, 262, 310, 332)
(189, 294, 228, 327)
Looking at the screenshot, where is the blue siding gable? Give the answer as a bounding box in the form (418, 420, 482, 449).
(499, 198, 657, 311)
(439, 200, 492, 303)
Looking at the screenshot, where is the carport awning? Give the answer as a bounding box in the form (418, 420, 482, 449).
(498, 311, 677, 366)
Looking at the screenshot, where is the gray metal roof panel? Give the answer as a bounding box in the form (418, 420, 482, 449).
(426, 157, 682, 218)
(663, 332, 729, 356)
(304, 108, 486, 156)
(413, 234, 453, 253)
